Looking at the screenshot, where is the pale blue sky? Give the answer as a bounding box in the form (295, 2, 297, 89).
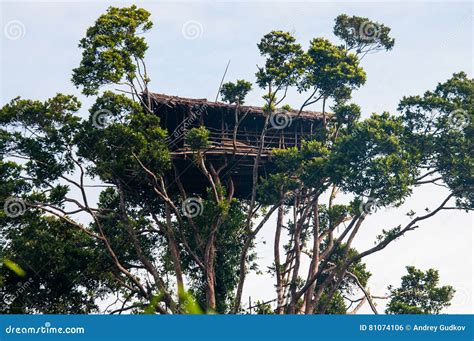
(1, 0, 473, 313)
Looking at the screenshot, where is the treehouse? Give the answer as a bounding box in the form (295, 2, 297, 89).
(148, 93, 326, 199)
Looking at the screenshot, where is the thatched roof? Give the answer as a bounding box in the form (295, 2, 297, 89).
(148, 93, 326, 121)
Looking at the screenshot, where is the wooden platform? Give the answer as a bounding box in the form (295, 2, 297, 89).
(147, 92, 327, 199)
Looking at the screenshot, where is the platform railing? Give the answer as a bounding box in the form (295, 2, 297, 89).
(168, 126, 307, 153)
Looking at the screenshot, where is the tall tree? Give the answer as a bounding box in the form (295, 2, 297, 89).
(386, 266, 455, 314)
(1, 7, 471, 315)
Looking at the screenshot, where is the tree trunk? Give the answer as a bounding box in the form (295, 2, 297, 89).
(233, 238, 251, 313)
(165, 205, 184, 294)
(274, 205, 284, 314)
(204, 236, 217, 311)
(304, 198, 320, 314)
(287, 195, 301, 314)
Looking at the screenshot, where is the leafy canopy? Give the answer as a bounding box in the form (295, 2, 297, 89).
(0, 5, 469, 315)
(386, 266, 455, 314)
(220, 80, 252, 104)
(399, 72, 473, 209)
(72, 5, 153, 95)
(300, 38, 366, 101)
(334, 14, 395, 55)
(256, 31, 305, 92)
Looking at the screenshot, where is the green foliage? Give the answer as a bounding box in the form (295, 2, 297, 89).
(0, 94, 82, 184)
(325, 243, 372, 288)
(0, 216, 102, 313)
(327, 204, 349, 229)
(257, 173, 299, 205)
(301, 140, 329, 159)
(0, 76, 171, 315)
(328, 113, 419, 206)
(214, 200, 250, 313)
(186, 127, 210, 150)
(95, 188, 161, 265)
(272, 147, 303, 173)
(317, 290, 347, 314)
(178, 287, 204, 314)
(300, 38, 366, 101)
(220, 80, 252, 104)
(313, 242, 371, 314)
(0, 4, 469, 316)
(180, 197, 249, 313)
(386, 266, 455, 314)
(254, 301, 274, 314)
(333, 102, 361, 129)
(72, 5, 153, 95)
(1, 259, 25, 277)
(399, 72, 473, 210)
(0, 162, 27, 211)
(375, 225, 402, 244)
(48, 184, 70, 205)
(333, 14, 395, 54)
(76, 91, 170, 185)
(256, 31, 305, 91)
(299, 141, 330, 187)
(143, 293, 164, 314)
(268, 141, 331, 191)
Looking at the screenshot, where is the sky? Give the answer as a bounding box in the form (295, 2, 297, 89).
(1, 0, 473, 313)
